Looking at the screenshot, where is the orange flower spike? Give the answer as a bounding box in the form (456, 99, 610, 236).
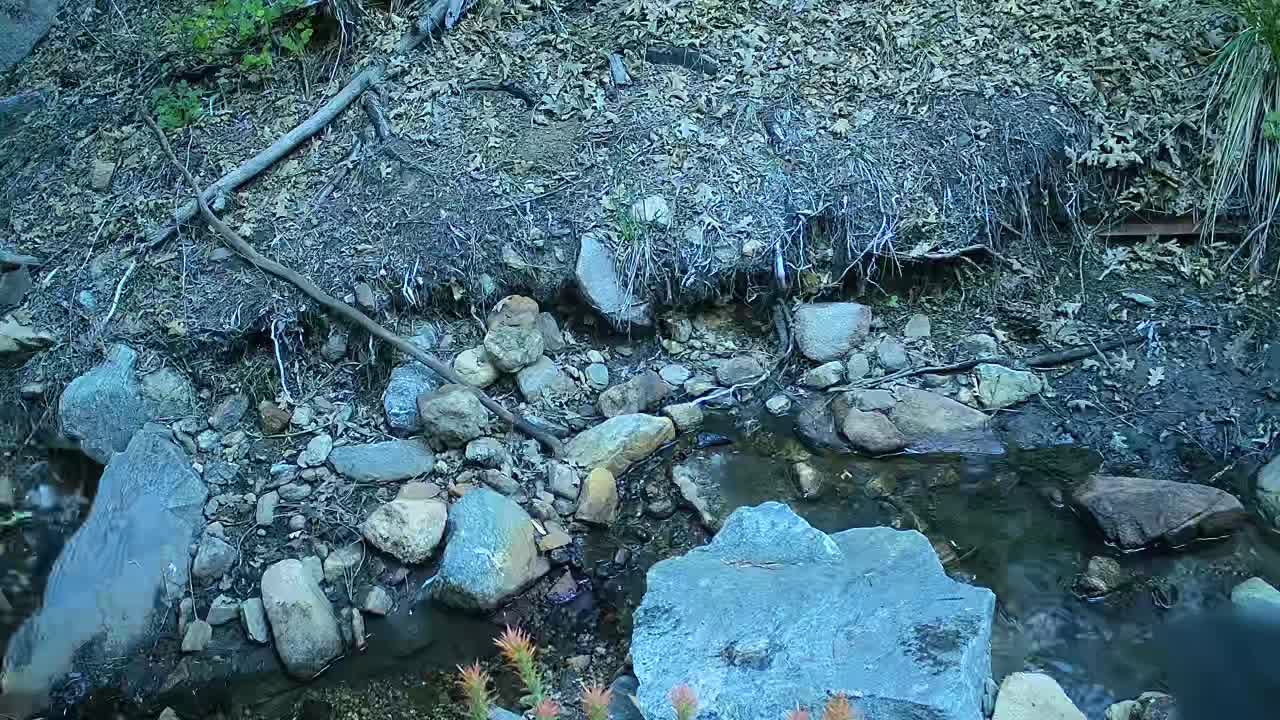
(533, 698, 561, 720)
(786, 707, 812, 720)
(581, 684, 613, 720)
(821, 694, 856, 720)
(494, 626, 536, 666)
(455, 662, 492, 720)
(669, 683, 698, 720)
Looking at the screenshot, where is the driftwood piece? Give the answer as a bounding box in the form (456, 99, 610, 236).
(846, 333, 1147, 390)
(144, 115, 565, 457)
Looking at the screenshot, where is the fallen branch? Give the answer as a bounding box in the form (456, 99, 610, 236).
(144, 114, 564, 457)
(845, 333, 1147, 390)
(0, 251, 43, 268)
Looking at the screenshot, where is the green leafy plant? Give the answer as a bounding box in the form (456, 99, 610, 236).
(1205, 0, 1280, 270)
(278, 18, 313, 56)
(179, 0, 312, 71)
(152, 82, 204, 129)
(669, 684, 698, 720)
(1265, 110, 1280, 142)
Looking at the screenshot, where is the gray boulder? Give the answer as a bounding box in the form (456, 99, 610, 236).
(1071, 475, 1247, 550)
(888, 388, 989, 446)
(139, 367, 196, 418)
(1230, 577, 1280, 613)
(1, 0, 59, 72)
(433, 488, 550, 610)
(260, 558, 344, 678)
(564, 414, 675, 475)
(484, 324, 544, 373)
(877, 338, 909, 370)
(715, 355, 766, 386)
(597, 370, 673, 417)
(801, 361, 845, 389)
(383, 362, 442, 435)
(975, 364, 1044, 409)
(418, 385, 491, 447)
(792, 303, 873, 362)
(191, 531, 238, 582)
(992, 672, 1085, 720)
(328, 439, 435, 482)
(631, 503, 994, 720)
(516, 356, 571, 402)
(1255, 454, 1280, 529)
(794, 397, 850, 454)
(361, 498, 448, 564)
(841, 408, 907, 455)
(671, 452, 729, 531)
(2, 426, 207, 703)
(58, 344, 150, 464)
(576, 232, 652, 328)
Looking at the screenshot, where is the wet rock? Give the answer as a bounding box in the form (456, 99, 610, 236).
(192, 531, 238, 582)
(904, 313, 932, 338)
(487, 295, 539, 329)
(465, 437, 508, 469)
(0, 316, 53, 356)
(320, 330, 349, 362)
(575, 468, 619, 526)
(659, 364, 692, 385)
(671, 452, 729, 531)
(1230, 577, 1280, 613)
(765, 394, 791, 415)
(846, 352, 870, 380)
(975, 364, 1044, 409)
(597, 370, 673, 417)
(564, 414, 675, 475)
(434, 489, 550, 611)
(363, 586, 393, 616)
(256, 491, 279, 526)
(209, 393, 249, 430)
(841, 408, 907, 455)
(258, 401, 292, 435)
(801, 361, 845, 389)
(327, 439, 435, 483)
(1255, 454, 1280, 529)
(453, 347, 500, 388)
(537, 312, 565, 352)
(484, 324, 544, 373)
(181, 620, 212, 653)
(207, 595, 239, 626)
(877, 338, 909, 370)
(1105, 693, 1178, 720)
(2, 426, 207, 702)
(1074, 556, 1127, 598)
(662, 401, 704, 431)
(298, 433, 333, 467)
(139, 367, 195, 418)
(58, 344, 150, 464)
(383, 362, 442, 435)
(575, 233, 653, 328)
(794, 397, 850, 454)
(1071, 476, 1247, 550)
(361, 498, 448, 564)
(260, 559, 344, 678)
(240, 597, 270, 644)
(418, 385, 491, 447)
(992, 672, 1084, 720)
(888, 388, 989, 444)
(546, 462, 580, 501)
(792, 303, 873, 362)
(715, 355, 766, 385)
(516, 356, 570, 402)
(585, 363, 610, 388)
(960, 333, 999, 357)
(683, 374, 718, 396)
(631, 503, 994, 720)
(631, 194, 672, 226)
(793, 462, 824, 498)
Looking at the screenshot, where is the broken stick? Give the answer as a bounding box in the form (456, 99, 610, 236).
(144, 114, 564, 458)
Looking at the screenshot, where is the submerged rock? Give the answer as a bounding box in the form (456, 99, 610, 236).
(1105, 692, 1178, 720)
(1074, 555, 1128, 598)
(383, 362, 442, 435)
(260, 558, 344, 678)
(564, 414, 675, 475)
(58, 344, 150, 464)
(2, 425, 207, 703)
(792, 303, 873, 362)
(434, 489, 550, 611)
(631, 502, 994, 720)
(575, 232, 652, 328)
(328, 439, 435, 483)
(975, 364, 1044, 409)
(992, 672, 1085, 720)
(1071, 475, 1247, 550)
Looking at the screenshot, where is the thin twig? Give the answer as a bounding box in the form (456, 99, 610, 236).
(97, 260, 138, 335)
(144, 114, 563, 457)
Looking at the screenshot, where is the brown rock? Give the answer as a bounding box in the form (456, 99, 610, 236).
(575, 468, 619, 525)
(487, 295, 540, 329)
(841, 409, 907, 455)
(258, 401, 291, 435)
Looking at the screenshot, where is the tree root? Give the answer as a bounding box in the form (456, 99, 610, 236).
(144, 115, 565, 458)
(845, 332, 1148, 390)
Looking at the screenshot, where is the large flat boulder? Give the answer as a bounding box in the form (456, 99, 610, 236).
(327, 439, 436, 483)
(2, 425, 207, 706)
(1071, 475, 1247, 550)
(631, 502, 995, 720)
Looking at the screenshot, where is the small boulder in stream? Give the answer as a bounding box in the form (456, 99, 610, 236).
(631, 502, 994, 720)
(260, 558, 344, 678)
(1071, 475, 1246, 550)
(888, 388, 993, 450)
(564, 414, 675, 475)
(433, 488, 550, 611)
(992, 672, 1085, 720)
(840, 408, 907, 455)
(792, 302, 873, 362)
(2, 425, 208, 704)
(58, 344, 151, 464)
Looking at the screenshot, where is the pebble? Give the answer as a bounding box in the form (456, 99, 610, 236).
(765, 394, 792, 416)
(298, 434, 333, 467)
(846, 353, 870, 380)
(662, 402, 704, 431)
(181, 620, 212, 653)
(208, 393, 249, 430)
(659, 364, 692, 385)
(290, 405, 315, 428)
(207, 594, 240, 625)
(220, 430, 246, 448)
(876, 339, 909, 370)
(256, 491, 280, 526)
(585, 363, 610, 388)
(196, 430, 220, 452)
(363, 586, 394, 615)
(903, 314, 932, 338)
(258, 401, 291, 434)
(288, 514, 307, 531)
(278, 483, 312, 501)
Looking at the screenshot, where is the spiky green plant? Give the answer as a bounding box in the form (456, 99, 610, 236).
(495, 626, 546, 707)
(455, 662, 493, 720)
(1206, 1, 1280, 272)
